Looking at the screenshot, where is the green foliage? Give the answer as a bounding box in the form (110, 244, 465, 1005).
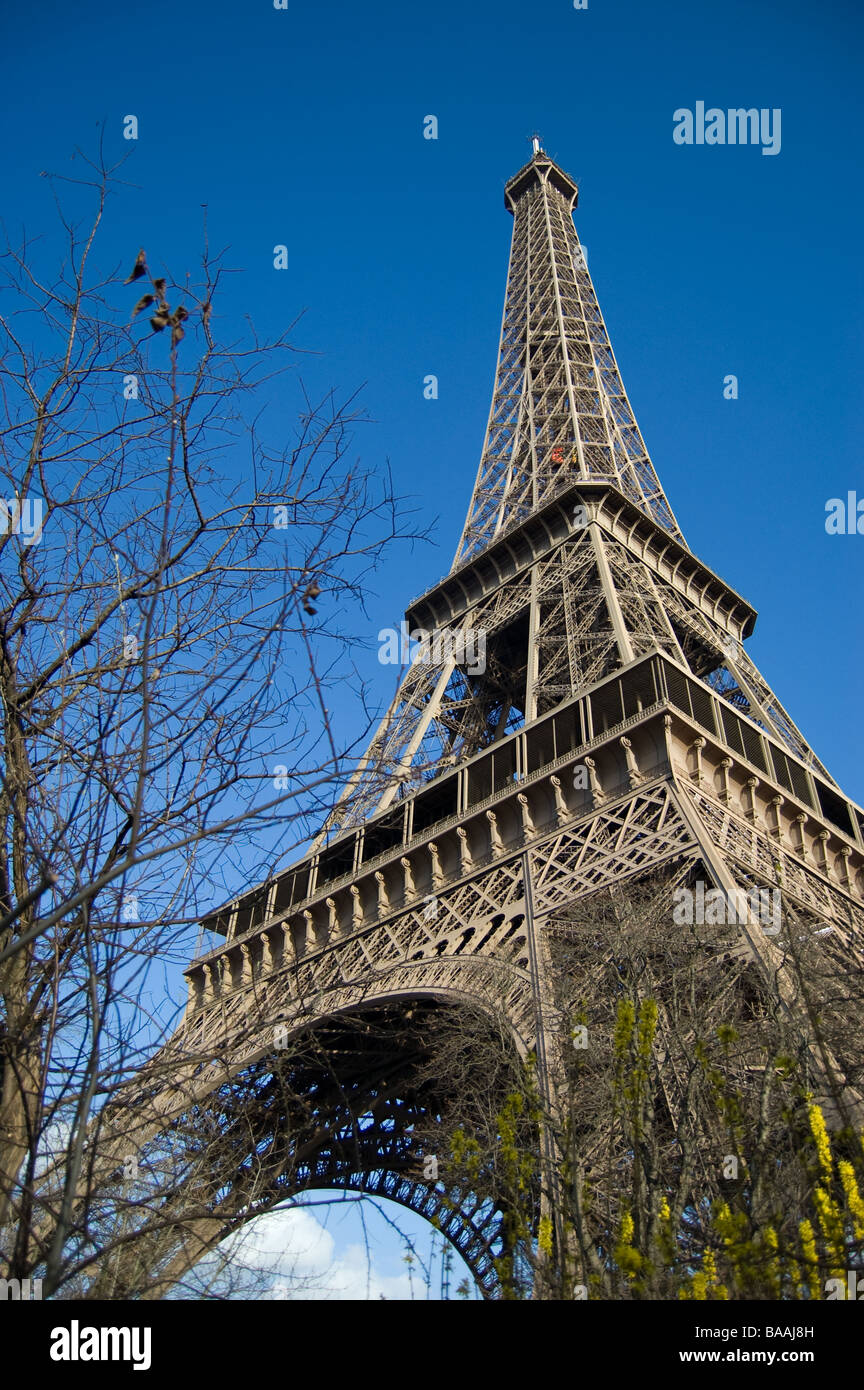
(456, 998, 864, 1300)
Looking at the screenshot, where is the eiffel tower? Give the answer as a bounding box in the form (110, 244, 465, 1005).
(84, 139, 864, 1299)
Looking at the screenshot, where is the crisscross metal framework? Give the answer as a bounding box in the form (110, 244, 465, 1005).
(67, 143, 864, 1300)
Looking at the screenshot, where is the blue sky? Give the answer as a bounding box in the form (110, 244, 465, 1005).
(4, 0, 862, 1296)
(6, 0, 862, 795)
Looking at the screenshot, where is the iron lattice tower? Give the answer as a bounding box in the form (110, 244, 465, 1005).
(79, 144, 864, 1298)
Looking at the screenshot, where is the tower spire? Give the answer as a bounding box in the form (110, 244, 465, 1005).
(456, 147, 682, 564)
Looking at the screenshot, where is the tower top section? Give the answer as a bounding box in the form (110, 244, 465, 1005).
(505, 146, 579, 215)
(456, 138, 678, 562)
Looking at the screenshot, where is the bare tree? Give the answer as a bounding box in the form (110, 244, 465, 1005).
(0, 145, 426, 1296)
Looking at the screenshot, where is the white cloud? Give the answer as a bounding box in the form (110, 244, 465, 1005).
(192, 1203, 418, 1300)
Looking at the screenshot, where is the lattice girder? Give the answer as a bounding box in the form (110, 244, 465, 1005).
(456, 149, 683, 563)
